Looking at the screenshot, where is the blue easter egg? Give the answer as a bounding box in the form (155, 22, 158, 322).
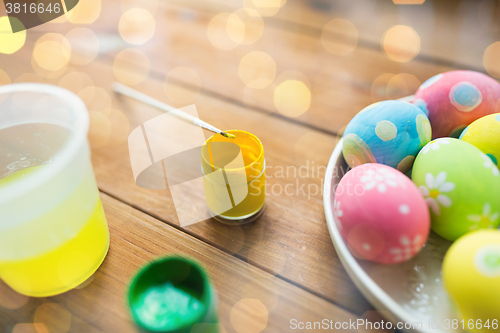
(342, 100, 432, 172)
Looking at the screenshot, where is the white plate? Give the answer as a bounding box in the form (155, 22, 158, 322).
(323, 139, 462, 333)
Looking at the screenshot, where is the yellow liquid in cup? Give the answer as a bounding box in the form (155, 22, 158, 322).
(0, 166, 109, 297)
(202, 130, 265, 220)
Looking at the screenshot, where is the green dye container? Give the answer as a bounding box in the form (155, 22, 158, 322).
(127, 256, 219, 333)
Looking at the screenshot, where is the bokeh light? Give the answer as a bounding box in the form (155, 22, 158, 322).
(0, 16, 26, 54)
(371, 73, 420, 101)
(243, 0, 286, 17)
(34, 303, 72, 333)
(65, 0, 101, 24)
(119, 8, 156, 45)
(226, 12, 246, 45)
(229, 9, 264, 45)
(65, 28, 100, 65)
(239, 51, 276, 89)
(33, 33, 71, 71)
(78, 86, 112, 113)
(164, 66, 201, 105)
(88, 111, 112, 148)
(321, 19, 358, 56)
(207, 13, 241, 50)
(0, 69, 11, 85)
(12, 323, 49, 333)
(382, 25, 420, 62)
(230, 299, 268, 333)
(113, 48, 150, 85)
(59, 71, 95, 94)
(483, 42, 500, 78)
(274, 80, 311, 117)
(121, 0, 158, 15)
(0, 280, 29, 310)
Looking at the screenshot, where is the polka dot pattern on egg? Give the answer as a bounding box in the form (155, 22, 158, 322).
(414, 70, 500, 138)
(399, 204, 410, 215)
(335, 163, 430, 264)
(342, 100, 431, 172)
(342, 133, 376, 167)
(375, 120, 397, 141)
(474, 245, 500, 277)
(449, 81, 482, 112)
(496, 114, 500, 122)
(416, 114, 432, 146)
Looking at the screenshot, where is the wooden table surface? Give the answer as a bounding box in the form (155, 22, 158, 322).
(0, 0, 498, 332)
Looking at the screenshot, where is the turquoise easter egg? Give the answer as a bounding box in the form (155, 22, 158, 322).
(460, 113, 500, 166)
(342, 100, 432, 173)
(412, 138, 500, 241)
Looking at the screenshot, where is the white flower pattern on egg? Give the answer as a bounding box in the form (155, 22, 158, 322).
(389, 235, 424, 262)
(481, 154, 500, 177)
(420, 139, 451, 155)
(360, 168, 398, 193)
(419, 171, 455, 215)
(467, 203, 500, 231)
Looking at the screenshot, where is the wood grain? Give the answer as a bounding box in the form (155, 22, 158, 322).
(2, 0, 489, 326)
(0, 193, 361, 332)
(165, 0, 500, 71)
(1, 37, 373, 315)
(29, 0, 457, 135)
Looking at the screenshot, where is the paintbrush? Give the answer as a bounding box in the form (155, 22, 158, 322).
(112, 82, 235, 139)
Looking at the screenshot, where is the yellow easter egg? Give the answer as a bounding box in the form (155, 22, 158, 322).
(460, 113, 500, 166)
(443, 230, 500, 333)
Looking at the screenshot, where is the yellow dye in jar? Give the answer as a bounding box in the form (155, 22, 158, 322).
(202, 130, 265, 222)
(0, 165, 109, 297)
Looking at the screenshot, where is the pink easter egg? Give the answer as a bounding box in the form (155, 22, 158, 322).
(334, 163, 430, 264)
(413, 70, 500, 138)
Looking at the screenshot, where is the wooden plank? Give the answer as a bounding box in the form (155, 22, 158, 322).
(0, 193, 360, 332)
(162, 0, 500, 71)
(30, 0, 455, 135)
(0, 41, 373, 314)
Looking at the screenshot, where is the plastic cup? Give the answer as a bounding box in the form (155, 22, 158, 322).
(0, 83, 109, 297)
(127, 256, 219, 333)
(201, 130, 266, 225)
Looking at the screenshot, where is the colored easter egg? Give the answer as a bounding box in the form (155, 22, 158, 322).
(443, 230, 500, 333)
(342, 100, 431, 173)
(412, 138, 500, 241)
(413, 70, 500, 138)
(334, 163, 430, 264)
(460, 113, 500, 166)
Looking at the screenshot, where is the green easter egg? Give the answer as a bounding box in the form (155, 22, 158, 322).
(460, 113, 500, 166)
(412, 138, 500, 241)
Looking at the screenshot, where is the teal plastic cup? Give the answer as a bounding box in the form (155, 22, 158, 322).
(127, 256, 219, 333)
